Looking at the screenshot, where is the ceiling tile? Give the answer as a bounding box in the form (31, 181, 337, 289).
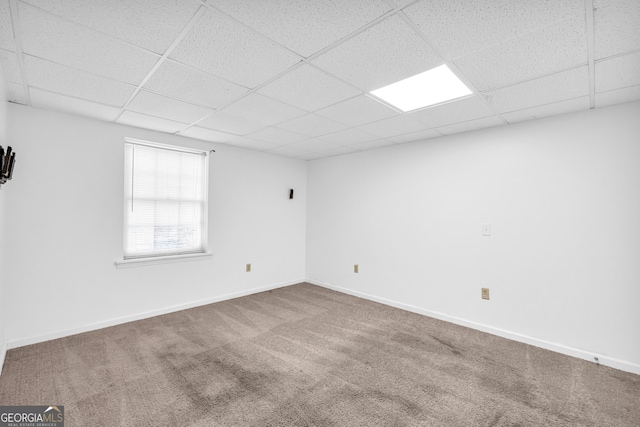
(207, 0, 391, 57)
(144, 59, 248, 109)
(257, 64, 361, 112)
(227, 137, 279, 152)
(483, 67, 589, 113)
(315, 145, 359, 157)
(318, 128, 379, 145)
(19, 3, 160, 85)
(595, 85, 640, 107)
(220, 93, 306, 126)
(7, 81, 27, 104)
(312, 15, 443, 91)
(501, 96, 590, 123)
(265, 144, 315, 158)
(350, 139, 396, 150)
(0, 49, 22, 84)
(246, 126, 307, 145)
(0, 0, 16, 51)
(116, 111, 187, 134)
(24, 55, 134, 107)
(594, 0, 640, 59)
(454, 16, 587, 91)
(296, 152, 326, 161)
(315, 95, 398, 127)
(29, 87, 121, 121)
(387, 128, 441, 144)
(127, 90, 212, 124)
(355, 115, 428, 138)
(405, 0, 584, 59)
(197, 110, 265, 135)
(170, 7, 301, 88)
(436, 116, 504, 135)
(21, 0, 202, 54)
(277, 113, 347, 137)
(595, 51, 640, 93)
(288, 138, 347, 153)
(177, 126, 237, 143)
(409, 96, 494, 128)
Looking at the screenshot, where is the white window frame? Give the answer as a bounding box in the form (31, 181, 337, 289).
(115, 138, 211, 268)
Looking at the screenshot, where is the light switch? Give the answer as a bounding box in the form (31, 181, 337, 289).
(482, 224, 491, 236)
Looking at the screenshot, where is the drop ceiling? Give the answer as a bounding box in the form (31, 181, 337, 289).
(0, 0, 638, 161)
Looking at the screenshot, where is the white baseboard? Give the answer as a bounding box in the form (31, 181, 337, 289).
(307, 279, 640, 376)
(7, 278, 304, 350)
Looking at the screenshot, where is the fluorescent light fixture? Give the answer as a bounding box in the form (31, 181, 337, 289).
(370, 64, 473, 112)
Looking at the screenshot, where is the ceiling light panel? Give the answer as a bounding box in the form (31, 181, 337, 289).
(370, 65, 473, 112)
(197, 110, 265, 135)
(257, 64, 361, 112)
(315, 95, 398, 127)
(19, 3, 159, 85)
(404, 0, 584, 60)
(409, 96, 494, 128)
(221, 93, 306, 126)
(454, 16, 587, 91)
(595, 51, 640, 93)
(356, 114, 429, 138)
(144, 60, 248, 109)
(0, 0, 16, 51)
(24, 55, 134, 107)
(127, 90, 212, 124)
(30, 88, 122, 121)
(436, 116, 504, 135)
(177, 126, 237, 143)
(21, 0, 202, 54)
(207, 0, 391, 58)
(312, 15, 443, 92)
(277, 113, 348, 137)
(483, 66, 589, 114)
(595, 85, 640, 107)
(169, 7, 301, 88)
(117, 111, 188, 134)
(594, 0, 640, 59)
(0, 50, 22, 84)
(501, 96, 590, 124)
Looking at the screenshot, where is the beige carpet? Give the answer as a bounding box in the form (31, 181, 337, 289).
(0, 283, 638, 426)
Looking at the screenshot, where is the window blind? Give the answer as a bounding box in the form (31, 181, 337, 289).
(123, 140, 207, 259)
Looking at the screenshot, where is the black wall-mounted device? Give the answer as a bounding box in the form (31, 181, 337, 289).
(0, 145, 16, 187)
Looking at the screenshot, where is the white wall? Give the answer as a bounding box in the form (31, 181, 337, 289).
(307, 101, 640, 373)
(0, 77, 8, 371)
(4, 103, 307, 346)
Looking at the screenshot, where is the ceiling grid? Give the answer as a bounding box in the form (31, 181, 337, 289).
(0, 0, 637, 160)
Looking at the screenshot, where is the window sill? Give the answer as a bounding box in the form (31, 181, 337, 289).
(114, 252, 213, 269)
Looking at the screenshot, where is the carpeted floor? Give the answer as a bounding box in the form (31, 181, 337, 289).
(0, 283, 638, 426)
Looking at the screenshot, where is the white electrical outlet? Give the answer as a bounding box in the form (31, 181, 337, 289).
(482, 224, 491, 236)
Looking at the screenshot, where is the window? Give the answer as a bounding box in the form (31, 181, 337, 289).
(123, 139, 208, 260)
